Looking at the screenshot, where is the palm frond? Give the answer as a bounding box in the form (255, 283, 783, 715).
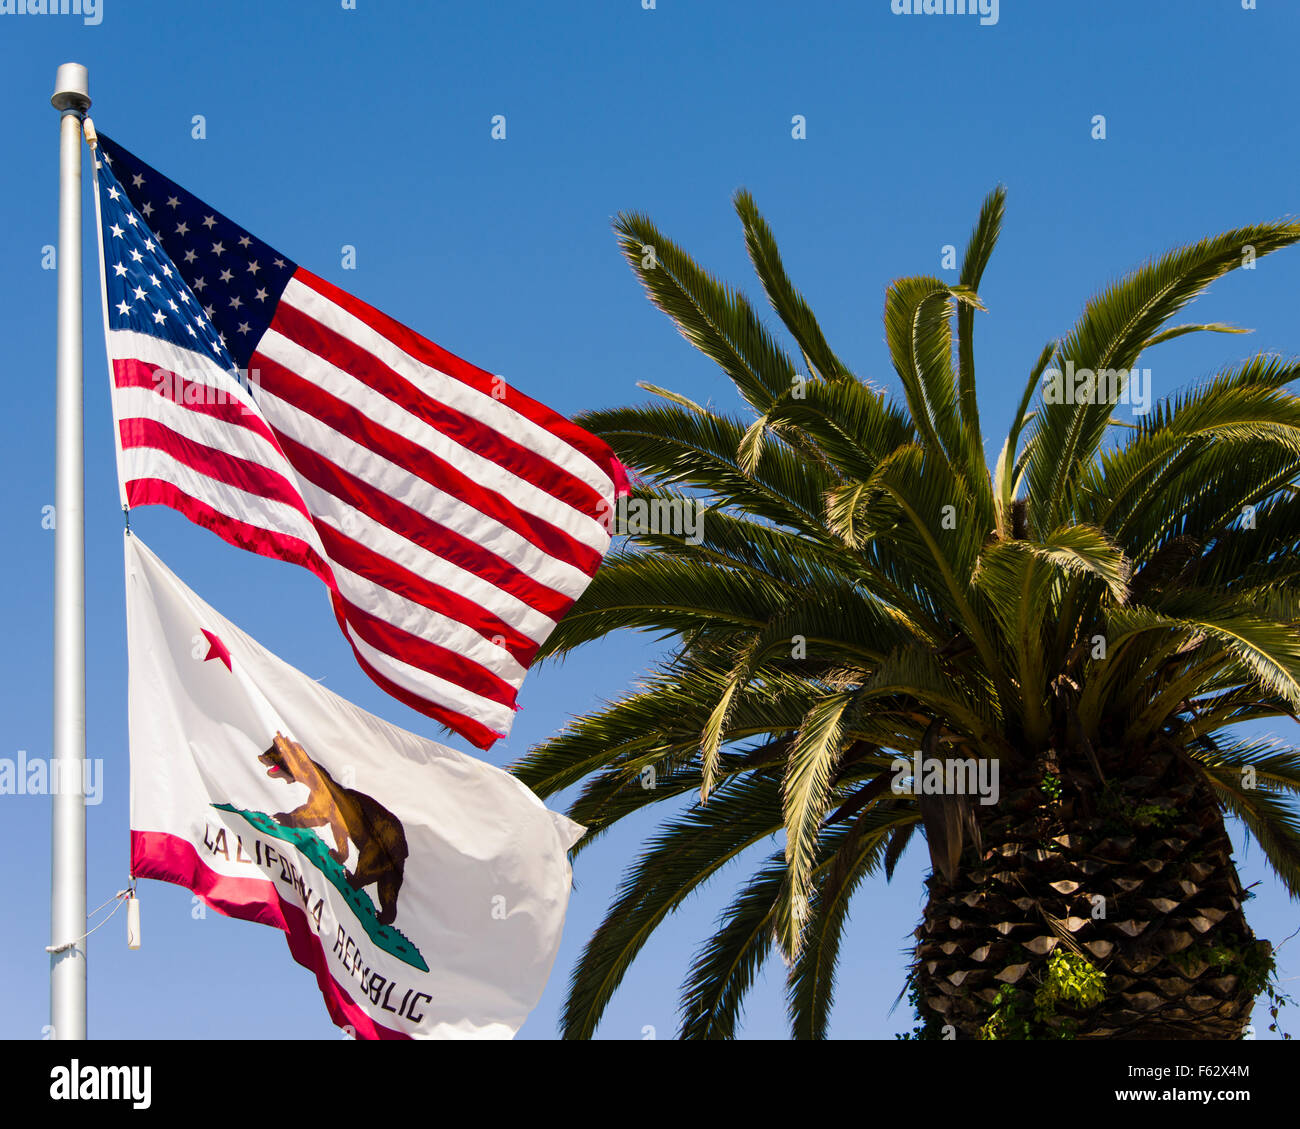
(560, 773, 785, 1039)
(614, 211, 798, 412)
(1025, 222, 1300, 533)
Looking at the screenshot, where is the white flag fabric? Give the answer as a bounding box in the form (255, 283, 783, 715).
(125, 534, 584, 1039)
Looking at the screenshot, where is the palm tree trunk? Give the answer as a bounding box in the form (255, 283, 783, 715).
(913, 742, 1270, 1039)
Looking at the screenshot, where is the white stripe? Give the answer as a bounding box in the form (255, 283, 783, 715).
(329, 560, 527, 686)
(256, 327, 612, 553)
(279, 278, 617, 500)
(294, 476, 559, 644)
(108, 328, 261, 417)
(116, 386, 290, 484)
(344, 625, 517, 738)
(120, 446, 326, 560)
(257, 387, 593, 600)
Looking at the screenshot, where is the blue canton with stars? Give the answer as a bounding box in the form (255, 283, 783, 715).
(96, 133, 298, 375)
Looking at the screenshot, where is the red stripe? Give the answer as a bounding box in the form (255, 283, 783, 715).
(124, 478, 334, 588)
(317, 522, 541, 667)
(113, 357, 280, 451)
(610, 458, 631, 497)
(329, 595, 506, 751)
(273, 432, 575, 621)
(127, 479, 516, 733)
(339, 594, 517, 709)
(252, 352, 601, 575)
(131, 830, 409, 1040)
(293, 268, 625, 486)
(120, 417, 311, 523)
(266, 302, 609, 521)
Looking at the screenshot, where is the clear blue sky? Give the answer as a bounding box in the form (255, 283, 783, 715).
(2, 0, 1298, 1040)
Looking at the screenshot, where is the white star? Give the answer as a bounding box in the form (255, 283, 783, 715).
(102, 151, 112, 165)
(152, 310, 166, 325)
(186, 324, 197, 337)
(176, 222, 189, 236)
(141, 202, 154, 217)
(168, 299, 179, 312)
(144, 239, 155, 252)
(202, 306, 214, 320)
(129, 249, 143, 263)
(166, 195, 180, 209)
(211, 241, 225, 256)
(125, 213, 138, 227)
(106, 186, 121, 201)
(183, 249, 198, 263)
(148, 274, 161, 288)
(246, 260, 260, 275)
(112, 263, 127, 277)
(161, 264, 172, 278)
(109, 223, 124, 239)
(201, 215, 217, 229)
(237, 322, 251, 335)
(116, 300, 130, 315)
(193, 277, 207, 292)
(254, 288, 268, 302)
(179, 291, 191, 304)
(273, 258, 286, 269)
(219, 269, 233, 283)
(229, 296, 243, 310)
(132, 286, 146, 300)
(238, 235, 252, 248)
(131, 173, 145, 188)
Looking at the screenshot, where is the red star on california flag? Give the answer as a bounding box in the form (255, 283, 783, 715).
(200, 628, 232, 671)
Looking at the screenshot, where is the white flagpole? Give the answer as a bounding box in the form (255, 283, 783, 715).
(50, 61, 91, 1041)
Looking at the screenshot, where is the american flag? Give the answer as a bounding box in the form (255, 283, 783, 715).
(93, 134, 627, 749)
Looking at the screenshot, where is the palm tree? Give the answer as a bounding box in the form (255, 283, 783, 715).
(513, 188, 1300, 1039)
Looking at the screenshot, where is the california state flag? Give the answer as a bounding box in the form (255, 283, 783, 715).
(125, 534, 584, 1039)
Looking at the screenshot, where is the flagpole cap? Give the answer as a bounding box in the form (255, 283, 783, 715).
(51, 63, 91, 114)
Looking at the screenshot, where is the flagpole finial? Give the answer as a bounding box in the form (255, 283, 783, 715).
(51, 62, 90, 115)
